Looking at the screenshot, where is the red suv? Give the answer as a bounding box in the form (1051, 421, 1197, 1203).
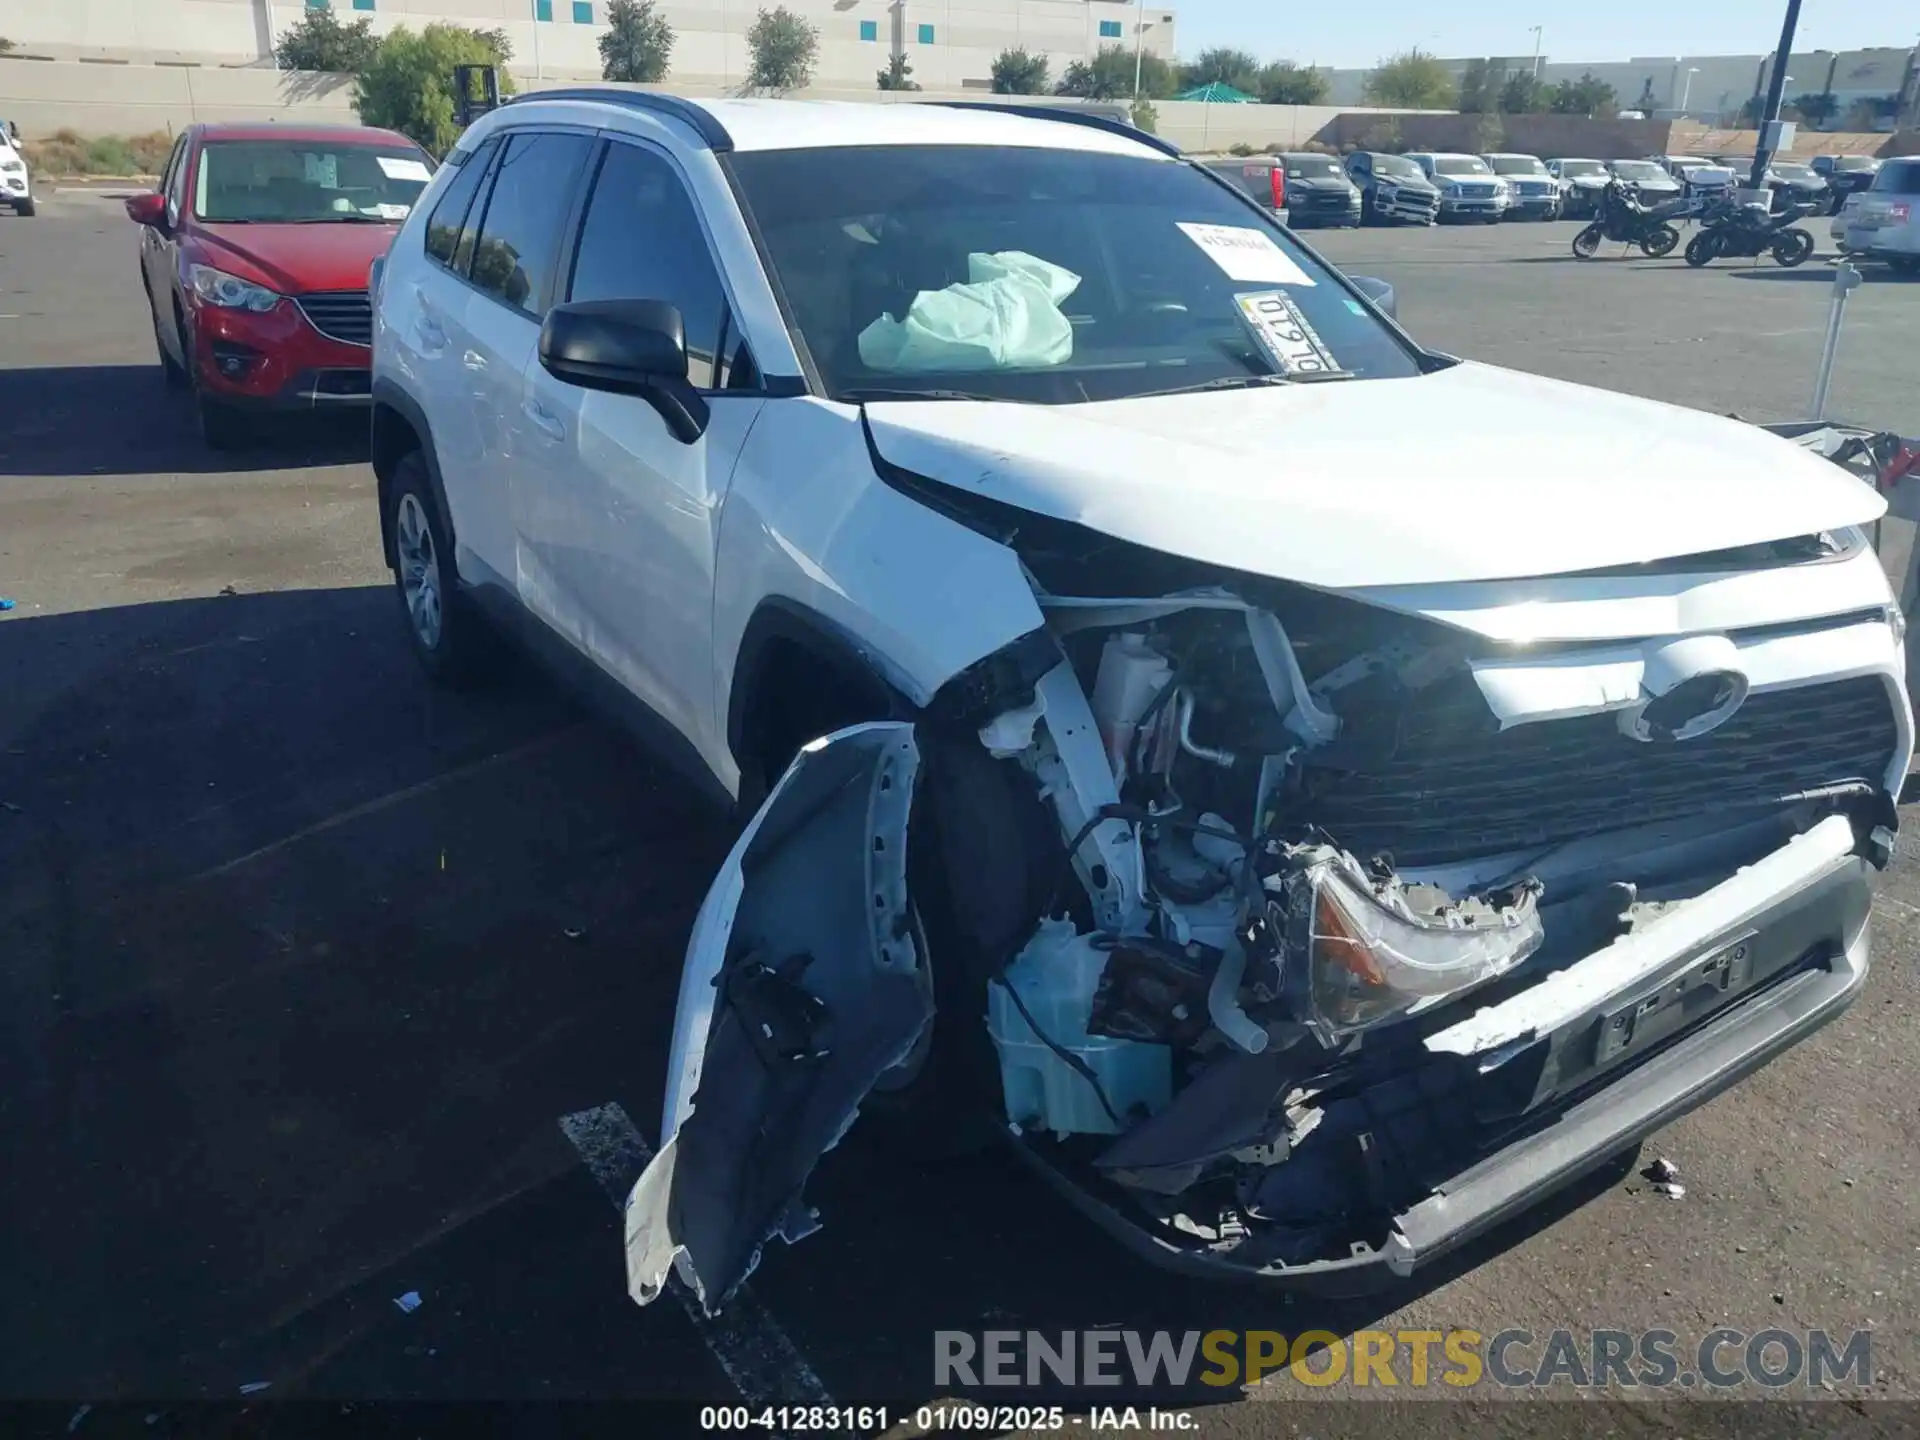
(126, 123, 435, 448)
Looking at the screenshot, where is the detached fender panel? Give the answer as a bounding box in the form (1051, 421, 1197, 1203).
(625, 722, 930, 1317)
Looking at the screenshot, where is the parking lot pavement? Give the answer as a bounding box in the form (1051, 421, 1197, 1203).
(4, 194, 1919, 1428)
(1310, 218, 1918, 438)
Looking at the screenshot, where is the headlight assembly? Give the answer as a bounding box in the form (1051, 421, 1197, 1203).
(188, 264, 281, 313)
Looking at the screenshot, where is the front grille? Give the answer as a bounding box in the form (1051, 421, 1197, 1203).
(1460, 184, 1496, 198)
(1300, 674, 1896, 868)
(296, 290, 372, 347)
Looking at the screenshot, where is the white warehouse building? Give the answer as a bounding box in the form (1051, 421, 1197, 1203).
(0, 0, 1180, 92)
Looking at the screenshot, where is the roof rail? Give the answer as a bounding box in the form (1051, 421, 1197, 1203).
(510, 88, 733, 151)
(921, 100, 1184, 159)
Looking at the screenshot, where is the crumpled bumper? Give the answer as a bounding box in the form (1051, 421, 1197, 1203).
(1011, 811, 1875, 1292)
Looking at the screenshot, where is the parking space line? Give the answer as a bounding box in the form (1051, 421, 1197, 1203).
(558, 1102, 836, 1415)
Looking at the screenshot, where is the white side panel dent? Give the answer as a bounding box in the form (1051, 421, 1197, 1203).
(709, 399, 1047, 796)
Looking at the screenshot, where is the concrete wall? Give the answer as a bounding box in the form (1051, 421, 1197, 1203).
(0, 0, 1177, 91)
(0, 57, 357, 137)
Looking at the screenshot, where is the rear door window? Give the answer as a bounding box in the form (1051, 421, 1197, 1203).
(425, 135, 499, 270)
(465, 130, 595, 318)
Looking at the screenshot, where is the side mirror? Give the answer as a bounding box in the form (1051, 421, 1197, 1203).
(1347, 275, 1397, 321)
(124, 192, 168, 229)
(539, 298, 710, 444)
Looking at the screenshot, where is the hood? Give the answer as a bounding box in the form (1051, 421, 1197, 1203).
(193, 221, 400, 295)
(864, 361, 1884, 591)
(1377, 174, 1438, 193)
(1569, 175, 1610, 188)
(1292, 176, 1355, 192)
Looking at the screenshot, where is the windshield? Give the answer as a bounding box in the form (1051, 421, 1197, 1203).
(729, 145, 1422, 404)
(1558, 160, 1607, 178)
(1373, 154, 1423, 179)
(193, 140, 434, 223)
(1830, 156, 1874, 172)
(1772, 164, 1817, 181)
(1873, 160, 1920, 193)
(1609, 161, 1665, 181)
(1432, 157, 1492, 176)
(1488, 157, 1546, 176)
(1284, 156, 1341, 179)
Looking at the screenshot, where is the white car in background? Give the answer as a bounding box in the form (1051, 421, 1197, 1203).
(1483, 153, 1560, 219)
(0, 119, 33, 216)
(1651, 154, 1737, 203)
(1547, 158, 1611, 218)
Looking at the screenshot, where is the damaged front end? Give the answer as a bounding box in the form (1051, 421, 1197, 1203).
(628, 520, 1908, 1311)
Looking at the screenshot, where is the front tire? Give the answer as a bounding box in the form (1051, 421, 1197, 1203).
(386, 451, 494, 686)
(11, 197, 33, 217)
(1641, 223, 1680, 258)
(196, 394, 248, 450)
(1572, 223, 1602, 260)
(1772, 228, 1814, 267)
(1685, 231, 1720, 267)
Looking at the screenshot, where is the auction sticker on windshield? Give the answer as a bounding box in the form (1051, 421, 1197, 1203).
(377, 156, 433, 183)
(1177, 222, 1316, 286)
(1235, 289, 1343, 375)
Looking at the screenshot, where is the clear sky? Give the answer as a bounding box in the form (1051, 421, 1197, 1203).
(1172, 1, 1916, 70)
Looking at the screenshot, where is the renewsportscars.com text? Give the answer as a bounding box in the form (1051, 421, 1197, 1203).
(934, 1327, 1873, 1391)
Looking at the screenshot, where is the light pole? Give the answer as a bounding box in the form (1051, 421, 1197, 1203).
(1748, 0, 1803, 197)
(1529, 25, 1543, 79)
(1133, 0, 1146, 99)
(1679, 66, 1698, 112)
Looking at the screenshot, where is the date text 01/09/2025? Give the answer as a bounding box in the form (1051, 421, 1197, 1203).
(698, 1405, 1200, 1432)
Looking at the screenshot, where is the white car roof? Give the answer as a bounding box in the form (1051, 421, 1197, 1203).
(513, 94, 1170, 160)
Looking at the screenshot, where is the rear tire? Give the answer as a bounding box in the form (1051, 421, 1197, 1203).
(1641, 223, 1680, 258)
(1571, 224, 1602, 260)
(385, 450, 495, 687)
(11, 197, 33, 217)
(1772, 228, 1814, 268)
(1685, 231, 1720, 267)
(1888, 256, 1920, 277)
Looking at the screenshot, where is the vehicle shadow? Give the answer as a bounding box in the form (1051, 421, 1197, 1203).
(1723, 267, 1847, 283)
(0, 587, 730, 1395)
(0, 363, 369, 477)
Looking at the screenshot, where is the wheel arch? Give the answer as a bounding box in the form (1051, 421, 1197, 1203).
(725, 599, 911, 801)
(370, 378, 453, 566)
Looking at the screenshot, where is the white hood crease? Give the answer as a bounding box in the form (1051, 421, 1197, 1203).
(864, 360, 1885, 593)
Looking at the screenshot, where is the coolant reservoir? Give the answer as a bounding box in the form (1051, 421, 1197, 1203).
(988, 918, 1172, 1138)
(1090, 633, 1172, 780)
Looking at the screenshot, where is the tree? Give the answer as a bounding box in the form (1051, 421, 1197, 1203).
(876, 52, 919, 91)
(354, 24, 518, 156)
(1548, 72, 1616, 118)
(745, 6, 818, 92)
(1056, 43, 1173, 101)
(1256, 61, 1328, 106)
(599, 0, 674, 83)
(1633, 77, 1659, 113)
(990, 46, 1050, 95)
(1499, 69, 1544, 114)
(275, 7, 379, 73)
(1363, 49, 1455, 109)
(1130, 98, 1158, 134)
(1792, 90, 1839, 127)
(1182, 46, 1260, 95)
(1457, 58, 1504, 114)
(472, 27, 513, 63)
(1470, 111, 1505, 153)
(0, 36, 17, 56)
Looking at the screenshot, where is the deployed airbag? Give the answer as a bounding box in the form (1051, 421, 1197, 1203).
(858, 250, 1081, 372)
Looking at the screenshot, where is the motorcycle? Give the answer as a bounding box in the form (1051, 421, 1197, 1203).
(1683, 196, 1817, 268)
(1571, 179, 1687, 259)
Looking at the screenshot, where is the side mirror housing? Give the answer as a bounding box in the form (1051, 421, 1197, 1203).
(1347, 274, 1397, 321)
(125, 192, 168, 229)
(539, 299, 710, 444)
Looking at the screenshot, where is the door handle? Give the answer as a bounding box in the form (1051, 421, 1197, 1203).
(524, 399, 566, 442)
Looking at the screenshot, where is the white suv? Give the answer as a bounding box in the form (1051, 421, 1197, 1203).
(370, 93, 1908, 1315)
(0, 120, 33, 216)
